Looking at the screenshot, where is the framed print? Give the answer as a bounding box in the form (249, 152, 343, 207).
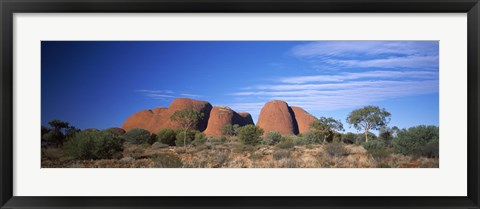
(1, 0, 479, 208)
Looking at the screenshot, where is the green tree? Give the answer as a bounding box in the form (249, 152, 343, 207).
(221, 124, 235, 136)
(378, 126, 399, 146)
(393, 125, 439, 157)
(48, 119, 70, 147)
(64, 130, 124, 160)
(170, 109, 204, 147)
(65, 126, 81, 139)
(237, 125, 264, 145)
(156, 128, 177, 146)
(342, 132, 356, 144)
(346, 106, 391, 142)
(124, 128, 154, 144)
(264, 131, 282, 145)
(310, 117, 344, 143)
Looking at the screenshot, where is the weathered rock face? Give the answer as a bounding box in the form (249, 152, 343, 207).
(256, 100, 299, 135)
(257, 101, 317, 135)
(122, 98, 317, 136)
(122, 98, 212, 133)
(204, 106, 255, 136)
(166, 98, 212, 131)
(291, 106, 317, 134)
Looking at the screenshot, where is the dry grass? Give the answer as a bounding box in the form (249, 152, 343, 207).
(41, 142, 439, 168)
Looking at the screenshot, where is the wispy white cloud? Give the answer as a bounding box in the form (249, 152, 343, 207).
(292, 41, 438, 58)
(290, 41, 438, 70)
(229, 70, 438, 113)
(280, 70, 438, 84)
(325, 56, 438, 69)
(180, 93, 203, 98)
(136, 89, 203, 100)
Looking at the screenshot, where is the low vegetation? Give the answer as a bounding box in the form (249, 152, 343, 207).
(41, 106, 439, 168)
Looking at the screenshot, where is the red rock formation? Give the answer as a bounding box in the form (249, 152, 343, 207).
(122, 98, 212, 133)
(204, 107, 255, 136)
(204, 106, 235, 136)
(256, 100, 299, 135)
(291, 106, 317, 134)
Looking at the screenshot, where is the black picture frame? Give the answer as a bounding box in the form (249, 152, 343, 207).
(1, 0, 479, 208)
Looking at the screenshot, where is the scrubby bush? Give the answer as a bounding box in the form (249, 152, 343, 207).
(362, 140, 386, 152)
(422, 138, 439, 158)
(273, 149, 291, 160)
(361, 140, 389, 161)
(124, 128, 154, 145)
(152, 152, 183, 168)
(206, 136, 228, 145)
(393, 125, 439, 157)
(64, 130, 124, 160)
(192, 132, 207, 146)
(276, 135, 296, 149)
(237, 125, 264, 145)
(41, 147, 63, 161)
(325, 143, 349, 157)
(156, 128, 177, 146)
(264, 131, 282, 145)
(292, 135, 306, 146)
(342, 132, 356, 144)
(333, 132, 342, 143)
(175, 130, 196, 147)
(105, 127, 126, 136)
(221, 124, 236, 136)
(302, 130, 323, 144)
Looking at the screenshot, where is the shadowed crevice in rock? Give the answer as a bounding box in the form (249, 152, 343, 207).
(288, 106, 300, 135)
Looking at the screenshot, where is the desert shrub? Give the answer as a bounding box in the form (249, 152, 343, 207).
(393, 125, 439, 157)
(175, 129, 196, 147)
(152, 152, 183, 168)
(325, 143, 349, 157)
(233, 144, 256, 153)
(249, 153, 264, 160)
(264, 131, 282, 145)
(64, 130, 124, 160)
(41, 148, 63, 161)
(105, 127, 126, 136)
(206, 136, 228, 144)
(342, 132, 356, 144)
(156, 128, 177, 146)
(221, 124, 236, 136)
(211, 150, 230, 168)
(273, 149, 291, 160)
(276, 136, 295, 149)
(237, 125, 264, 145)
(363, 140, 390, 162)
(151, 142, 169, 149)
(332, 132, 342, 143)
(192, 132, 207, 146)
(124, 128, 154, 145)
(302, 130, 323, 144)
(278, 159, 300, 168)
(362, 140, 386, 152)
(369, 149, 391, 162)
(421, 138, 439, 158)
(292, 135, 306, 146)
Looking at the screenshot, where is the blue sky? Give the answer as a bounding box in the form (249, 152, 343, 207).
(41, 41, 439, 133)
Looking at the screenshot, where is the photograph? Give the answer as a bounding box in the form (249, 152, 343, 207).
(40, 41, 439, 168)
